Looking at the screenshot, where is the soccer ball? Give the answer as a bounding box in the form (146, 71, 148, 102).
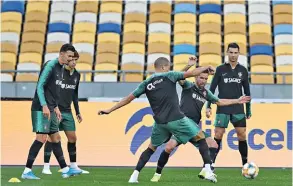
(242, 162, 259, 179)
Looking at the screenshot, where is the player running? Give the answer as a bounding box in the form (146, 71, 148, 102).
(98, 57, 218, 183)
(22, 44, 82, 179)
(42, 51, 89, 175)
(206, 42, 251, 168)
(150, 58, 251, 182)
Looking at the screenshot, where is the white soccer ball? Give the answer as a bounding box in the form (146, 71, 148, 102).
(242, 162, 259, 179)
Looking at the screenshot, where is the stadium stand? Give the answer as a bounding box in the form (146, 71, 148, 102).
(0, 0, 292, 84)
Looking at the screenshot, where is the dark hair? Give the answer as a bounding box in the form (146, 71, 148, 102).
(74, 50, 79, 59)
(60, 43, 75, 53)
(227, 42, 240, 51)
(154, 57, 170, 68)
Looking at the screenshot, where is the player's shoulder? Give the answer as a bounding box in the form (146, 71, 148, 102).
(238, 64, 248, 71)
(216, 63, 226, 70)
(43, 58, 58, 69)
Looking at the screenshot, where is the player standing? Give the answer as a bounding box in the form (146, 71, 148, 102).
(21, 44, 82, 179)
(206, 43, 251, 168)
(42, 51, 89, 174)
(98, 57, 217, 183)
(151, 59, 251, 182)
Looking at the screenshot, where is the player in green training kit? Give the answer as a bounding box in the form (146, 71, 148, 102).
(22, 44, 82, 179)
(150, 58, 251, 182)
(42, 51, 89, 175)
(206, 43, 252, 169)
(98, 57, 218, 183)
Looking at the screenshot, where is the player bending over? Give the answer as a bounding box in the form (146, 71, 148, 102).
(22, 44, 82, 179)
(206, 42, 251, 168)
(150, 58, 251, 182)
(42, 51, 89, 175)
(98, 57, 217, 183)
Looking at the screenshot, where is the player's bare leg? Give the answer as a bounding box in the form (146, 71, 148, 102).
(64, 131, 89, 174)
(128, 144, 157, 183)
(213, 127, 225, 164)
(235, 127, 248, 165)
(22, 134, 47, 179)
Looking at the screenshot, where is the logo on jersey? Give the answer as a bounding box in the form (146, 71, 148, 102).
(147, 79, 163, 91)
(56, 80, 76, 89)
(238, 72, 242, 78)
(125, 107, 178, 162)
(224, 78, 241, 84)
(192, 93, 207, 103)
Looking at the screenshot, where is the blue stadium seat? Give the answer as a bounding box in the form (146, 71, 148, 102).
(274, 24, 293, 35)
(48, 23, 71, 33)
(272, 0, 292, 5)
(174, 3, 196, 14)
(199, 4, 221, 14)
(1, 1, 25, 14)
(98, 23, 121, 34)
(250, 45, 273, 56)
(173, 44, 196, 55)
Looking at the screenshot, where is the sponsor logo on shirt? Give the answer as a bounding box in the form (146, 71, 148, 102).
(147, 79, 163, 90)
(224, 78, 242, 84)
(55, 80, 76, 89)
(192, 93, 206, 103)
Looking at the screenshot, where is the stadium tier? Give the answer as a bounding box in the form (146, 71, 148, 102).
(0, 0, 292, 83)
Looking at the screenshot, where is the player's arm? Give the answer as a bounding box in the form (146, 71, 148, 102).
(73, 74, 82, 122)
(179, 57, 197, 86)
(98, 81, 146, 115)
(207, 90, 251, 106)
(242, 69, 252, 119)
(206, 67, 221, 109)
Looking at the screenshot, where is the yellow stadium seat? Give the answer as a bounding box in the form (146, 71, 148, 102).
(199, 54, 222, 67)
(199, 14, 221, 24)
(174, 0, 196, 4)
(199, 0, 221, 4)
(174, 14, 196, 24)
(174, 54, 192, 65)
(125, 13, 146, 24)
(199, 33, 221, 45)
(149, 13, 171, 24)
(72, 32, 95, 44)
(27, 0, 50, 4)
(273, 4, 292, 14)
(225, 22, 246, 35)
(1, 12, 22, 23)
(224, 0, 245, 4)
(76, 63, 92, 82)
(22, 32, 45, 44)
(250, 55, 273, 66)
(199, 22, 221, 34)
(273, 14, 293, 25)
(95, 63, 118, 70)
(174, 23, 196, 34)
(124, 23, 146, 34)
(97, 43, 119, 54)
(78, 53, 93, 65)
(76, 1, 99, 14)
(19, 53, 42, 64)
(74, 22, 96, 34)
(249, 24, 271, 35)
(1, 43, 17, 54)
(23, 22, 47, 34)
(150, 3, 172, 14)
(101, 0, 122, 4)
(1, 52, 17, 70)
(96, 53, 119, 64)
(199, 43, 221, 55)
(123, 43, 145, 54)
(25, 12, 48, 23)
(20, 42, 43, 54)
(0, 22, 21, 34)
(16, 74, 38, 82)
(251, 65, 274, 84)
(148, 43, 170, 54)
(46, 42, 63, 53)
(173, 63, 187, 71)
(277, 65, 292, 84)
(224, 14, 246, 25)
(148, 33, 170, 45)
(98, 33, 120, 44)
(250, 33, 272, 46)
(174, 33, 196, 45)
(275, 45, 293, 56)
(121, 63, 144, 82)
(26, 2, 49, 14)
(224, 34, 247, 55)
(100, 3, 122, 13)
(123, 32, 145, 44)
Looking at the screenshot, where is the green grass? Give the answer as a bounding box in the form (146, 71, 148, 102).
(1, 166, 292, 186)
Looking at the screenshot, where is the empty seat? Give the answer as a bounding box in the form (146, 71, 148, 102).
(174, 23, 196, 34)
(273, 4, 292, 14)
(1, 1, 25, 14)
(48, 23, 71, 34)
(19, 53, 42, 64)
(22, 32, 45, 44)
(75, 13, 97, 24)
(122, 53, 144, 66)
(272, 0, 292, 5)
(276, 65, 292, 84)
(250, 55, 273, 66)
(94, 74, 117, 82)
(72, 32, 95, 44)
(124, 23, 146, 34)
(95, 63, 118, 71)
(47, 33, 70, 43)
(275, 45, 293, 56)
(174, 33, 196, 45)
(123, 43, 145, 54)
(224, 4, 246, 15)
(25, 11, 48, 23)
(97, 43, 119, 54)
(75, 63, 92, 82)
(199, 43, 221, 55)
(150, 3, 172, 14)
(99, 13, 122, 24)
(248, 0, 270, 5)
(175, 0, 197, 3)
(274, 24, 292, 35)
(20, 42, 43, 54)
(224, 55, 248, 68)
(251, 65, 274, 84)
(249, 4, 271, 14)
(199, 14, 221, 24)
(149, 23, 171, 34)
(124, 13, 146, 23)
(173, 44, 196, 55)
(46, 42, 64, 53)
(78, 53, 93, 65)
(249, 13, 271, 25)
(276, 55, 292, 66)
(0, 32, 19, 44)
(174, 13, 196, 24)
(74, 22, 96, 34)
(198, 0, 221, 4)
(98, 33, 120, 43)
(23, 22, 47, 34)
(16, 74, 39, 82)
(173, 54, 192, 64)
(44, 53, 58, 62)
(123, 32, 145, 44)
(250, 45, 273, 56)
(51, 2, 74, 14)
(274, 14, 293, 25)
(174, 3, 196, 14)
(1, 43, 18, 54)
(50, 12, 73, 25)
(199, 54, 222, 67)
(100, 3, 122, 13)
(199, 22, 221, 34)
(96, 53, 119, 64)
(225, 34, 247, 54)
(121, 54, 144, 82)
(224, 0, 245, 4)
(149, 33, 170, 45)
(200, 33, 221, 45)
(199, 4, 221, 14)
(17, 63, 40, 71)
(26, 1, 49, 14)
(0, 22, 21, 34)
(149, 13, 171, 24)
(250, 24, 271, 35)
(125, 2, 147, 14)
(0, 73, 13, 82)
(1, 12, 22, 23)
(1, 52, 17, 70)
(75, 1, 99, 14)
(74, 43, 95, 56)
(250, 33, 272, 45)
(148, 43, 170, 54)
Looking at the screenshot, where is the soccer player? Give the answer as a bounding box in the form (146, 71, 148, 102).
(42, 51, 89, 174)
(206, 42, 251, 168)
(150, 59, 251, 182)
(21, 44, 82, 179)
(98, 57, 217, 183)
